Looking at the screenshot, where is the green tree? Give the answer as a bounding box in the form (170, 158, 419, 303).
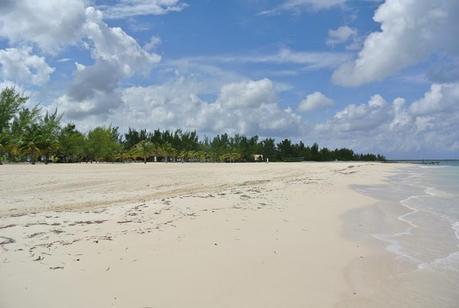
(86, 127, 121, 162)
(0, 88, 387, 165)
(58, 124, 86, 162)
(20, 123, 41, 164)
(124, 128, 148, 150)
(311, 143, 320, 161)
(133, 140, 156, 163)
(277, 139, 294, 160)
(36, 110, 62, 164)
(0, 87, 29, 163)
(13, 107, 40, 164)
(259, 138, 276, 162)
(0, 87, 28, 134)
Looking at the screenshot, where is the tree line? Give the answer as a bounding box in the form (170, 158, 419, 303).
(0, 87, 385, 164)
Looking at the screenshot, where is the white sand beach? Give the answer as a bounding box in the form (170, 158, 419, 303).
(1, 162, 410, 307)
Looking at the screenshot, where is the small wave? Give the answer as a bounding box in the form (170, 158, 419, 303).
(418, 165, 448, 169)
(418, 251, 459, 272)
(371, 166, 459, 272)
(425, 186, 455, 198)
(415, 221, 459, 273)
(370, 195, 423, 264)
(372, 233, 422, 264)
(398, 195, 422, 234)
(453, 222, 459, 241)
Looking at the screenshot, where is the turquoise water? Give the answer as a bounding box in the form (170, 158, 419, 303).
(352, 163, 459, 305)
(383, 164, 459, 271)
(392, 160, 459, 167)
(439, 160, 459, 167)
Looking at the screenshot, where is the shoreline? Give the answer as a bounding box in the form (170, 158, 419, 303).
(344, 165, 459, 307)
(1, 162, 415, 307)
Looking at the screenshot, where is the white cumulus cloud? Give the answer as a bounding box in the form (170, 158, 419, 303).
(0, 47, 54, 85)
(410, 83, 459, 115)
(56, 77, 304, 137)
(0, 0, 87, 53)
(298, 92, 334, 112)
(332, 0, 459, 86)
(314, 83, 459, 157)
(326, 26, 357, 47)
(216, 79, 276, 109)
(28, 5, 162, 119)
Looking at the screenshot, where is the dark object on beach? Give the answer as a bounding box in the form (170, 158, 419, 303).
(49, 266, 64, 270)
(0, 236, 15, 246)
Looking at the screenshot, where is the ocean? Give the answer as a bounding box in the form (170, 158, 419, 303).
(353, 161, 459, 306)
(389, 162, 459, 271)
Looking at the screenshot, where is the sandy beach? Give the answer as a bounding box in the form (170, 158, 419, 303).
(1, 162, 410, 307)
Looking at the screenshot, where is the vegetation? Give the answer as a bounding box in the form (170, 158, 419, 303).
(0, 87, 385, 164)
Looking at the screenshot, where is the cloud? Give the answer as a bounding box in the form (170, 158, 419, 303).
(259, 0, 345, 15)
(83, 7, 161, 71)
(184, 48, 350, 71)
(0, 0, 87, 53)
(0, 47, 54, 85)
(55, 7, 161, 118)
(332, 0, 459, 86)
(298, 92, 334, 112)
(326, 26, 357, 47)
(0, 1, 160, 93)
(316, 94, 389, 132)
(57, 77, 304, 137)
(216, 79, 276, 108)
(144, 36, 162, 51)
(314, 83, 459, 157)
(57, 58, 73, 63)
(410, 83, 459, 115)
(98, 0, 187, 19)
(117, 78, 303, 136)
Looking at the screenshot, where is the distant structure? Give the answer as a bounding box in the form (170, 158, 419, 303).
(422, 160, 440, 165)
(252, 154, 264, 162)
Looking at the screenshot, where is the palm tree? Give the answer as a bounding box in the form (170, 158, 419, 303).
(20, 124, 41, 164)
(0, 142, 4, 165)
(0, 87, 28, 134)
(177, 150, 184, 162)
(0, 131, 8, 164)
(115, 149, 133, 163)
(36, 110, 62, 164)
(159, 143, 175, 162)
(11, 107, 40, 163)
(230, 152, 242, 162)
(186, 150, 197, 162)
(197, 150, 207, 162)
(134, 140, 156, 164)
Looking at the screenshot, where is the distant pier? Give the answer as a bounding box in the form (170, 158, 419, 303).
(421, 160, 440, 165)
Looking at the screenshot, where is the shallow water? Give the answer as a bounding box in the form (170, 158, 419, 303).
(351, 163, 459, 307)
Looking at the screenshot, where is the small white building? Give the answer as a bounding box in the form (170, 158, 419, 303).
(252, 154, 264, 161)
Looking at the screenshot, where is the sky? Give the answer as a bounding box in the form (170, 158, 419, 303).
(0, 0, 459, 159)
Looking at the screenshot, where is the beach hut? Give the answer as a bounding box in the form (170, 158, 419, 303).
(252, 154, 264, 162)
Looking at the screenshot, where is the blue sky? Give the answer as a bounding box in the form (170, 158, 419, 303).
(1, 0, 459, 159)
